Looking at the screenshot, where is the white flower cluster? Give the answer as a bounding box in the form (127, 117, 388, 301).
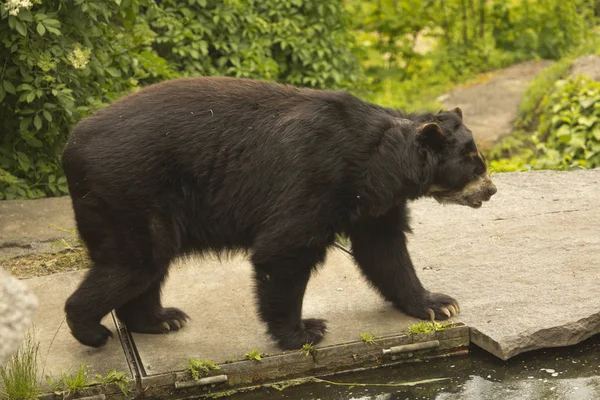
(6, 0, 33, 16)
(67, 45, 91, 70)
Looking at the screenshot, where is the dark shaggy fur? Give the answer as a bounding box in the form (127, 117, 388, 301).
(62, 77, 496, 350)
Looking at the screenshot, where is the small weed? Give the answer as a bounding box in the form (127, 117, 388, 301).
(300, 343, 316, 357)
(184, 359, 220, 381)
(47, 365, 94, 396)
(94, 369, 131, 396)
(360, 332, 381, 345)
(47, 364, 96, 397)
(244, 349, 262, 361)
(407, 320, 452, 335)
(0, 331, 41, 400)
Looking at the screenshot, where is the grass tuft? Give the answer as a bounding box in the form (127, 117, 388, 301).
(0, 331, 41, 400)
(47, 364, 95, 396)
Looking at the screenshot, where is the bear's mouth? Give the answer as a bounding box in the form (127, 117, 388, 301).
(428, 175, 497, 209)
(432, 193, 485, 208)
(468, 199, 483, 208)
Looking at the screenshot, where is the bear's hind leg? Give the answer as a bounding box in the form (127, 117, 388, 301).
(115, 273, 190, 334)
(65, 264, 159, 347)
(252, 247, 327, 350)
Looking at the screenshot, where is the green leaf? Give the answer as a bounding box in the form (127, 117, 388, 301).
(16, 152, 31, 172)
(106, 67, 121, 77)
(3, 80, 16, 95)
(15, 19, 27, 36)
(46, 26, 61, 36)
(577, 116, 596, 128)
(37, 22, 46, 36)
(569, 132, 586, 149)
(26, 91, 36, 103)
(0, 86, 5, 103)
(18, 10, 33, 22)
(43, 19, 61, 27)
(34, 114, 42, 130)
(17, 83, 33, 92)
(43, 110, 53, 122)
(48, 174, 56, 183)
(20, 117, 31, 132)
(25, 137, 43, 148)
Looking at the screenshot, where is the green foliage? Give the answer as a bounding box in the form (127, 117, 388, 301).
(406, 321, 451, 335)
(348, 0, 597, 111)
(185, 359, 220, 381)
(243, 349, 262, 361)
(0, 0, 172, 200)
(1, 0, 359, 200)
(0, 331, 40, 400)
(515, 59, 574, 130)
(490, 0, 594, 60)
(94, 369, 131, 397)
(47, 365, 95, 397)
(146, 0, 360, 89)
(536, 75, 600, 169)
(490, 75, 600, 172)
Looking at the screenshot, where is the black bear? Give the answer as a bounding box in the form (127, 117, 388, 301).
(62, 77, 497, 350)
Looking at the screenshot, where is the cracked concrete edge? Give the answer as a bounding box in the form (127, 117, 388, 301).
(470, 312, 600, 360)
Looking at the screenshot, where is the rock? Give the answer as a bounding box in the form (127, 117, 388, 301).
(411, 169, 600, 360)
(571, 55, 600, 81)
(0, 268, 38, 365)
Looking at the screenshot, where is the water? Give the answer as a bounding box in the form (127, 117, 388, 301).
(233, 334, 600, 400)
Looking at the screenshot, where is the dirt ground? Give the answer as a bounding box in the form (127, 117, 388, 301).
(439, 60, 554, 151)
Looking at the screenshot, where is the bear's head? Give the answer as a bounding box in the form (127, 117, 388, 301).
(418, 107, 497, 208)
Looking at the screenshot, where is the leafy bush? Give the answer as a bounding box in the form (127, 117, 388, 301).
(490, 0, 594, 60)
(0, 0, 172, 200)
(146, 0, 360, 89)
(490, 75, 600, 172)
(1, 0, 359, 200)
(535, 75, 600, 169)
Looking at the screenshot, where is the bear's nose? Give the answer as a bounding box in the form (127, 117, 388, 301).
(488, 184, 497, 197)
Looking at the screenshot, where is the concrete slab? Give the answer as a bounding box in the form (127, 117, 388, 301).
(23, 271, 132, 382)
(0, 196, 75, 258)
(131, 248, 435, 376)
(409, 169, 600, 360)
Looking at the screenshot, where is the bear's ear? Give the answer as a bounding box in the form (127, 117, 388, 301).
(417, 123, 445, 151)
(453, 107, 463, 120)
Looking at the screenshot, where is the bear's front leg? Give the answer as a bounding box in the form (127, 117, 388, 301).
(347, 205, 459, 321)
(251, 247, 328, 350)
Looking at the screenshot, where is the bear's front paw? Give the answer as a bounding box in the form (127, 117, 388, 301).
(273, 318, 327, 350)
(400, 292, 460, 321)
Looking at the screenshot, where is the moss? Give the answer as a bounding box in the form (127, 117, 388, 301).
(185, 359, 220, 381)
(360, 332, 381, 345)
(406, 320, 452, 335)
